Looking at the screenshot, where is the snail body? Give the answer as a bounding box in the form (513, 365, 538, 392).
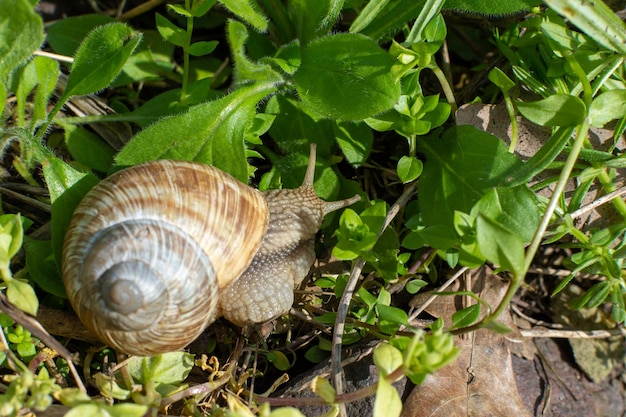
(62, 145, 359, 356)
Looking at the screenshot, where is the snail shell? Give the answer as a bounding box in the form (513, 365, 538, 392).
(62, 145, 359, 356)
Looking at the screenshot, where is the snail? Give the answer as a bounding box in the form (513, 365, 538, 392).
(61, 144, 360, 356)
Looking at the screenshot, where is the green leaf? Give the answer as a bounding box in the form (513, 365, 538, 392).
(373, 342, 403, 378)
(188, 40, 218, 56)
(24, 239, 66, 298)
(288, 0, 337, 45)
(451, 304, 481, 329)
(294, 33, 400, 121)
(471, 187, 541, 243)
(218, 0, 268, 32)
(0, 0, 44, 79)
(334, 121, 373, 167)
(227, 20, 282, 83)
(406, 279, 428, 294)
(419, 126, 524, 230)
(502, 126, 574, 188)
(476, 214, 525, 277)
(0, 214, 23, 263)
(544, 0, 626, 55)
(167, 4, 192, 17)
(191, 0, 217, 17)
(155, 13, 187, 47)
(515, 94, 585, 127)
(373, 372, 402, 417)
(444, 0, 540, 15)
(266, 351, 291, 371)
(589, 90, 626, 128)
(310, 376, 336, 404)
(488, 67, 515, 93)
(377, 304, 409, 334)
(397, 155, 423, 183)
(349, 0, 391, 33)
(46, 14, 115, 56)
(64, 125, 115, 172)
(42, 157, 99, 269)
(61, 23, 142, 100)
(7, 279, 38, 316)
(126, 352, 194, 385)
(116, 82, 276, 181)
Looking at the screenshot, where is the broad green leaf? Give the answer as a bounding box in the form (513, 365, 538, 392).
(127, 352, 194, 385)
(24, 239, 66, 298)
(116, 82, 276, 181)
(334, 121, 373, 167)
(46, 14, 115, 56)
(397, 155, 423, 183)
(265, 95, 335, 163)
(294, 33, 400, 121)
(589, 90, 626, 127)
(406, 279, 428, 294)
(373, 342, 403, 377)
(471, 187, 541, 243)
(418, 126, 523, 229)
(64, 125, 115, 172)
(7, 279, 38, 316)
(0, 0, 44, 79)
(106, 404, 149, 417)
(61, 23, 142, 100)
(42, 157, 99, 269)
(218, 0, 268, 32)
(155, 13, 187, 47)
(476, 214, 525, 277)
(515, 94, 585, 127)
(373, 372, 402, 417)
(377, 304, 409, 334)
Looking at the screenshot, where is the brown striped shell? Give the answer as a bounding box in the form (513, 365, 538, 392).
(62, 161, 268, 356)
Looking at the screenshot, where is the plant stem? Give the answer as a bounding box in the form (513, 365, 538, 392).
(180, 0, 193, 104)
(431, 64, 457, 115)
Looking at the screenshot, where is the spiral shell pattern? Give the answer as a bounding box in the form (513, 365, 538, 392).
(62, 160, 268, 355)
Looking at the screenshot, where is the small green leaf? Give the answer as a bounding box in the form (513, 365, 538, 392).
(406, 279, 428, 294)
(397, 155, 423, 183)
(295, 33, 400, 121)
(515, 94, 585, 127)
(0, 214, 23, 262)
(451, 304, 481, 329)
(373, 372, 402, 417)
(62, 23, 142, 100)
(310, 376, 335, 404)
(7, 279, 39, 316)
(94, 373, 131, 400)
(266, 350, 291, 371)
(488, 67, 515, 93)
(188, 40, 218, 56)
(155, 13, 187, 47)
(167, 4, 193, 17)
(589, 90, 626, 127)
(476, 214, 525, 277)
(373, 342, 403, 378)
